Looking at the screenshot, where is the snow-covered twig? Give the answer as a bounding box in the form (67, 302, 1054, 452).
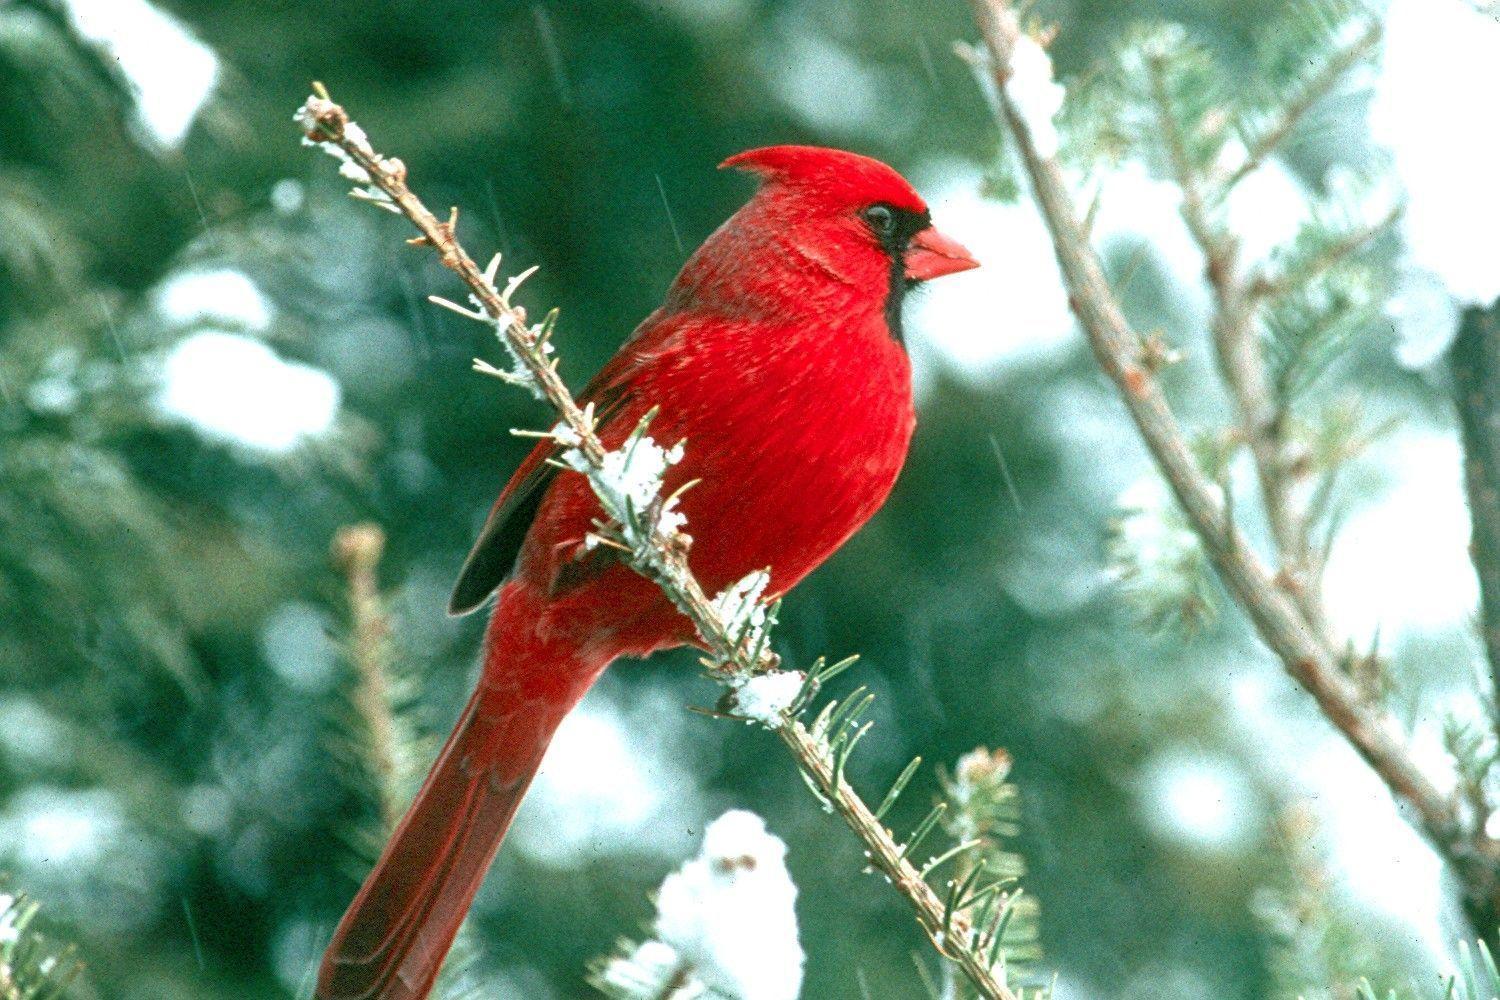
(963, 0, 1498, 925)
(295, 91, 768, 682)
(296, 88, 1031, 1000)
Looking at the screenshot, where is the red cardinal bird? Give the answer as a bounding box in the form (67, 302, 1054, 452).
(316, 145, 977, 999)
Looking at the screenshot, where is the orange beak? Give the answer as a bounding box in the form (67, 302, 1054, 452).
(904, 226, 979, 282)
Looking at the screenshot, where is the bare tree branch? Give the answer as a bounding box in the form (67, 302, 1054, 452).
(964, 0, 1499, 931)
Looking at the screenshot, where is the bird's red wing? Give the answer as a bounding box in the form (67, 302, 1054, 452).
(447, 311, 681, 615)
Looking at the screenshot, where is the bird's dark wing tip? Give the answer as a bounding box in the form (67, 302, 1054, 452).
(446, 585, 486, 618)
(448, 463, 557, 617)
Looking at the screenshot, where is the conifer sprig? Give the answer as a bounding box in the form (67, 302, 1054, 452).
(331, 523, 402, 834)
(1138, 24, 1396, 652)
(0, 890, 80, 1000)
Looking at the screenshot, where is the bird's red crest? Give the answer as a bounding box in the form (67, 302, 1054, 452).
(720, 145, 927, 214)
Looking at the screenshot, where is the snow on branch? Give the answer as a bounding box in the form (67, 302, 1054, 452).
(295, 87, 1038, 1000)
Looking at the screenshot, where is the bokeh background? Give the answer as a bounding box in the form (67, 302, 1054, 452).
(1, 0, 1496, 997)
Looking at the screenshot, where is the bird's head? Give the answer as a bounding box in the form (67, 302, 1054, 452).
(668, 145, 976, 339)
(720, 144, 979, 285)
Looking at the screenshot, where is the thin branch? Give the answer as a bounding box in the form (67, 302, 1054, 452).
(1247, 207, 1400, 305)
(964, 0, 1496, 919)
(296, 91, 1025, 1000)
(1145, 52, 1337, 650)
(1213, 19, 1383, 192)
(295, 93, 766, 679)
(779, 723, 1026, 999)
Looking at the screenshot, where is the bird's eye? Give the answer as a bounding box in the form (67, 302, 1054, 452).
(863, 204, 896, 238)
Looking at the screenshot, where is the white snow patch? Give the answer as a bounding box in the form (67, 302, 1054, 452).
(731, 671, 805, 727)
(1321, 428, 1478, 647)
(563, 434, 685, 545)
(1222, 156, 1308, 268)
(1371, 0, 1500, 308)
(655, 811, 803, 1000)
(711, 571, 771, 641)
(62, 0, 218, 148)
(1005, 34, 1066, 159)
(156, 331, 341, 454)
(156, 268, 274, 333)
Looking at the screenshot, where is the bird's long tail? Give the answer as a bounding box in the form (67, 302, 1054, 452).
(317, 591, 600, 1000)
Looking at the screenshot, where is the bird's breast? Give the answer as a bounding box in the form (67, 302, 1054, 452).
(514, 310, 914, 658)
(656, 313, 915, 597)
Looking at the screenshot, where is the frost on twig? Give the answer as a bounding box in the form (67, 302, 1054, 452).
(711, 569, 771, 640)
(432, 253, 553, 401)
(293, 98, 397, 212)
(560, 416, 688, 551)
(704, 570, 803, 728)
(591, 811, 804, 1000)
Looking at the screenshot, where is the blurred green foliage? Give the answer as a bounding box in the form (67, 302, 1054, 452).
(0, 0, 1474, 998)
